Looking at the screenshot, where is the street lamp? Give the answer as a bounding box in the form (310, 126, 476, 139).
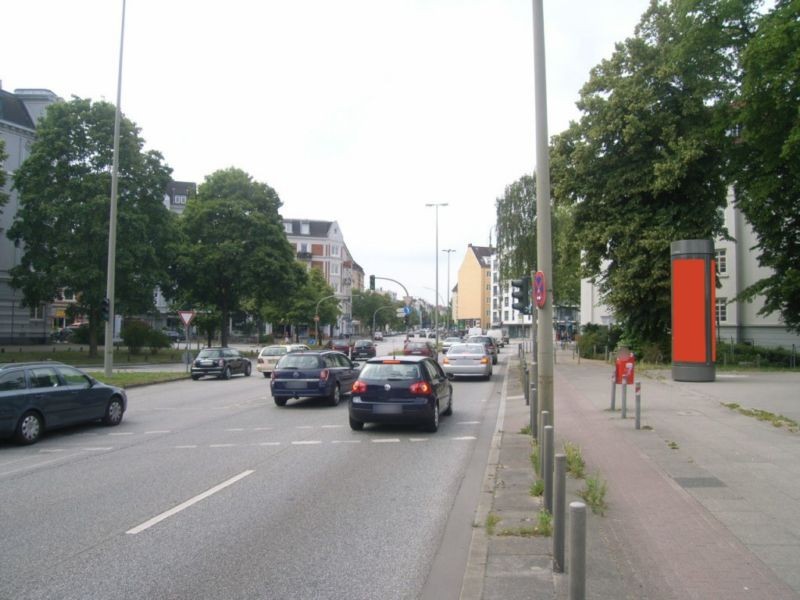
(442, 248, 455, 332)
(425, 202, 448, 355)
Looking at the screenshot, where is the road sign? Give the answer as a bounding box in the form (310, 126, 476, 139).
(313, 314, 320, 322)
(534, 271, 546, 309)
(403, 305, 412, 316)
(178, 310, 196, 326)
(396, 308, 406, 318)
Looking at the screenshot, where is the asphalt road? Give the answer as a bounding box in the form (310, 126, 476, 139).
(0, 339, 504, 600)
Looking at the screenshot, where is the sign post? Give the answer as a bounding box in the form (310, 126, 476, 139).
(178, 310, 196, 371)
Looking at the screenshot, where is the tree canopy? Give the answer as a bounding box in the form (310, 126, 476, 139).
(7, 97, 175, 355)
(551, 0, 759, 351)
(0, 138, 8, 219)
(733, 0, 800, 331)
(170, 167, 300, 346)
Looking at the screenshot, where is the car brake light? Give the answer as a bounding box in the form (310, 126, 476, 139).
(480, 357, 489, 364)
(352, 380, 367, 394)
(409, 381, 431, 395)
(320, 368, 330, 381)
(443, 357, 450, 364)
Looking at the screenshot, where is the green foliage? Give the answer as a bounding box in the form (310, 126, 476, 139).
(352, 291, 403, 334)
(147, 329, 171, 354)
(578, 472, 609, 516)
(551, 0, 759, 349)
(563, 442, 586, 479)
(0, 138, 7, 218)
(485, 513, 501, 535)
(576, 323, 622, 360)
(717, 340, 799, 369)
(733, 0, 800, 333)
(530, 441, 540, 477)
(170, 168, 299, 347)
(530, 479, 544, 497)
(121, 320, 154, 355)
(7, 97, 175, 356)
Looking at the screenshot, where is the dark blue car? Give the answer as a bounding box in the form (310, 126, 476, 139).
(270, 351, 360, 407)
(348, 355, 453, 432)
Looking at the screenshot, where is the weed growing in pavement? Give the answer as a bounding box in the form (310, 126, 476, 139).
(485, 513, 501, 535)
(721, 402, 799, 432)
(667, 440, 679, 450)
(530, 479, 544, 497)
(520, 425, 532, 435)
(563, 441, 586, 478)
(530, 440, 541, 477)
(497, 510, 552, 537)
(578, 472, 608, 516)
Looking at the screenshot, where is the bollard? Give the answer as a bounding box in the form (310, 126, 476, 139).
(543, 425, 554, 513)
(553, 454, 566, 572)
(531, 386, 538, 442)
(621, 379, 627, 419)
(523, 365, 529, 404)
(610, 372, 616, 411)
(635, 382, 641, 430)
(569, 502, 587, 600)
(539, 411, 550, 477)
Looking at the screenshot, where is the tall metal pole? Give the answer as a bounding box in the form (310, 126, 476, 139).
(532, 0, 554, 417)
(443, 248, 455, 332)
(425, 203, 448, 354)
(104, 0, 126, 377)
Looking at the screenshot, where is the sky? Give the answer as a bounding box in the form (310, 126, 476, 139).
(2, 0, 652, 306)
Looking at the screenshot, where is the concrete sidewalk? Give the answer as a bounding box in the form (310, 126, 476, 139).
(461, 346, 800, 599)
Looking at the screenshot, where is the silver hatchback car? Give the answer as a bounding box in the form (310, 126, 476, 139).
(441, 343, 493, 380)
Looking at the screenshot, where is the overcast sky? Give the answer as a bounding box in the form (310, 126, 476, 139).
(3, 0, 651, 306)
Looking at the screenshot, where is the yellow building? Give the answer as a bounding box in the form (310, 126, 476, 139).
(455, 244, 494, 328)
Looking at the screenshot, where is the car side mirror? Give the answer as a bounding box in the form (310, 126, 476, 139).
(446, 373, 455, 380)
(351, 361, 360, 368)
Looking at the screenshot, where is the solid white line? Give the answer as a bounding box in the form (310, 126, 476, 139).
(225, 428, 245, 432)
(126, 470, 254, 535)
(144, 430, 171, 435)
(409, 438, 429, 442)
(258, 442, 281, 446)
(209, 444, 235, 448)
(254, 427, 273, 431)
(452, 436, 477, 441)
(108, 432, 134, 436)
(457, 421, 481, 425)
(321, 425, 344, 429)
(296, 426, 314, 429)
(175, 445, 197, 449)
(292, 440, 322, 445)
(372, 438, 400, 443)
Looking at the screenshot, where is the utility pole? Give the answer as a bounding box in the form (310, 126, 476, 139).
(442, 248, 455, 332)
(532, 0, 554, 417)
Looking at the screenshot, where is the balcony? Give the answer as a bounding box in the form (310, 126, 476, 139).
(297, 251, 314, 260)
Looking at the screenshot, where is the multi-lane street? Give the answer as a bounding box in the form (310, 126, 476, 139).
(0, 340, 505, 600)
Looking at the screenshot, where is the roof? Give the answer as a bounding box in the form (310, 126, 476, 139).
(468, 244, 495, 268)
(0, 89, 35, 129)
(283, 219, 335, 238)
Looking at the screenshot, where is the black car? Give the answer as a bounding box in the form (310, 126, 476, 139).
(0, 362, 127, 445)
(270, 351, 361, 407)
(351, 340, 377, 360)
(191, 347, 252, 380)
(349, 355, 453, 432)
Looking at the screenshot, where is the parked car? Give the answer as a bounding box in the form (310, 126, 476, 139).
(349, 356, 453, 432)
(0, 362, 127, 445)
(442, 343, 493, 380)
(352, 339, 377, 360)
(270, 351, 360, 407)
(191, 347, 252, 380)
(486, 328, 505, 348)
(162, 329, 186, 343)
(441, 336, 463, 354)
(373, 331, 384, 341)
(403, 340, 436, 357)
(256, 344, 310, 377)
(466, 335, 498, 365)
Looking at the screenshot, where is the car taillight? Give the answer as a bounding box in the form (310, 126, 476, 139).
(410, 381, 431, 395)
(257, 358, 264, 364)
(443, 357, 450, 364)
(480, 357, 489, 364)
(320, 368, 330, 381)
(352, 380, 367, 394)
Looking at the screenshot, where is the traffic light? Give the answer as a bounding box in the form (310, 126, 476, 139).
(100, 298, 110, 322)
(511, 276, 531, 315)
(369, 275, 375, 291)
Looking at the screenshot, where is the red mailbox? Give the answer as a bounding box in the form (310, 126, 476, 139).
(615, 349, 635, 384)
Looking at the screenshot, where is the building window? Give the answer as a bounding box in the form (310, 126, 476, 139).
(30, 304, 45, 320)
(331, 245, 340, 257)
(504, 297, 509, 307)
(716, 298, 728, 323)
(331, 263, 340, 275)
(504, 310, 509, 321)
(284, 222, 293, 234)
(300, 222, 310, 235)
(715, 248, 727, 274)
(299, 242, 309, 253)
(63, 288, 74, 301)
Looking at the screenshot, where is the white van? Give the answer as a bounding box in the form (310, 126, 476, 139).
(467, 327, 484, 338)
(486, 329, 504, 348)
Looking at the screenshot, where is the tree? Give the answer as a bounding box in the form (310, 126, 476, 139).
(0, 138, 8, 221)
(733, 0, 800, 332)
(495, 173, 580, 307)
(551, 0, 758, 351)
(7, 97, 175, 356)
(352, 291, 401, 335)
(171, 168, 299, 347)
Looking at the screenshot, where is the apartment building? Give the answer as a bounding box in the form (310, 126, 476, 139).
(455, 244, 494, 329)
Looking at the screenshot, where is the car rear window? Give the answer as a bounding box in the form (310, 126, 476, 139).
(278, 355, 321, 369)
(261, 346, 288, 356)
(360, 363, 421, 380)
(449, 344, 485, 354)
(197, 349, 223, 358)
(406, 342, 428, 349)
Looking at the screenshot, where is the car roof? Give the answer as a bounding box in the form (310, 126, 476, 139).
(0, 361, 70, 371)
(366, 355, 430, 363)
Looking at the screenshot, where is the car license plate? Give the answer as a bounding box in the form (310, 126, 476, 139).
(374, 404, 402, 414)
(284, 381, 306, 389)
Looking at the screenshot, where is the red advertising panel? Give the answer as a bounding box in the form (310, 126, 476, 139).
(672, 259, 707, 363)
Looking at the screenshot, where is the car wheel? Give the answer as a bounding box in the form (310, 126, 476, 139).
(425, 400, 440, 433)
(274, 397, 288, 407)
(221, 366, 232, 380)
(443, 392, 453, 416)
(15, 411, 43, 445)
(349, 416, 364, 431)
(191, 375, 200, 381)
(244, 362, 252, 377)
(262, 372, 270, 378)
(103, 396, 125, 426)
(329, 384, 341, 407)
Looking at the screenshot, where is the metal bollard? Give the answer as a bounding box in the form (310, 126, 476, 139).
(569, 502, 587, 600)
(543, 425, 554, 513)
(621, 379, 627, 419)
(610, 372, 616, 411)
(539, 411, 550, 477)
(553, 454, 566, 572)
(523, 365, 529, 404)
(635, 382, 641, 430)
